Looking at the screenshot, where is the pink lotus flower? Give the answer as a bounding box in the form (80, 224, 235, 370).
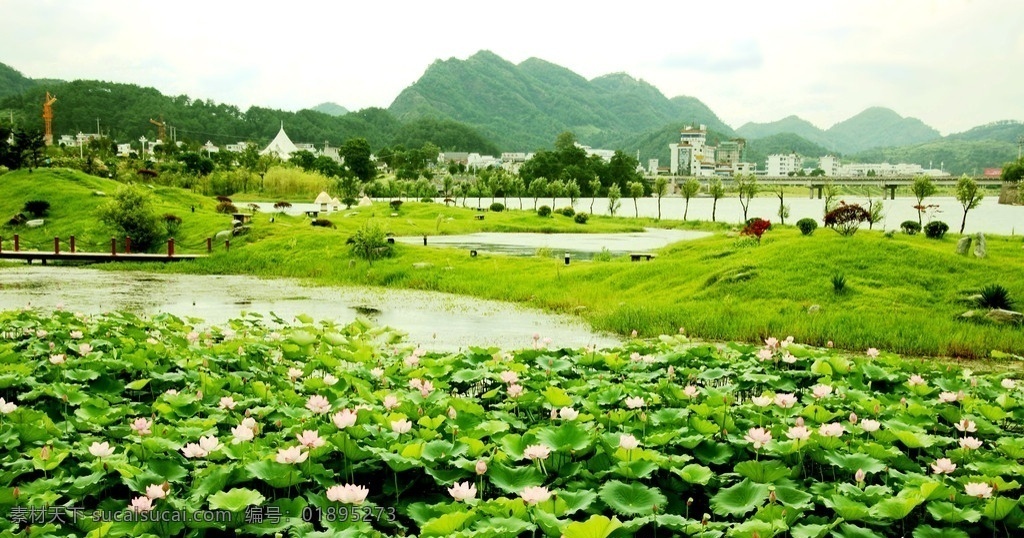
(306, 395, 331, 414)
(36, 329, 48, 338)
(619, 434, 640, 450)
(475, 460, 488, 475)
(130, 418, 152, 436)
(145, 484, 167, 500)
(559, 407, 579, 420)
(751, 396, 773, 407)
(959, 436, 982, 450)
(827, 340, 833, 348)
(241, 417, 257, 432)
(322, 374, 338, 386)
(288, 368, 303, 381)
(866, 348, 880, 358)
(629, 352, 642, 362)
(931, 458, 957, 474)
(683, 385, 700, 399)
(523, 444, 551, 461)
(78, 343, 93, 355)
(520, 486, 552, 505)
(391, 419, 413, 434)
(186, 331, 199, 343)
(181, 443, 208, 458)
(70, 330, 83, 339)
(370, 367, 384, 378)
(1002, 378, 1017, 390)
(908, 374, 926, 386)
(625, 396, 645, 409)
(219, 397, 237, 410)
(383, 395, 399, 410)
(786, 425, 811, 442)
(129, 496, 154, 512)
(49, 354, 65, 365)
(855, 469, 866, 483)
(954, 419, 977, 433)
(938, 392, 959, 403)
(781, 353, 797, 364)
(964, 482, 993, 499)
(860, 419, 881, 432)
(811, 384, 833, 399)
(275, 446, 308, 464)
(326, 484, 369, 504)
(297, 430, 326, 449)
(89, 441, 115, 458)
(819, 423, 845, 437)
(332, 409, 358, 429)
(404, 355, 420, 367)
(774, 393, 797, 409)
(199, 435, 221, 453)
(447, 481, 477, 502)
(756, 348, 773, 361)
(409, 378, 423, 390)
(508, 384, 525, 398)
(765, 337, 779, 349)
(744, 427, 772, 449)
(418, 380, 434, 398)
(500, 371, 519, 384)
(231, 424, 255, 444)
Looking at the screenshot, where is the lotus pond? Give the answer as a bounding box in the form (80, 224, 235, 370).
(0, 310, 1021, 537)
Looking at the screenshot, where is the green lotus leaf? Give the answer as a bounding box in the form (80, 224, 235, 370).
(475, 516, 535, 535)
(693, 440, 734, 465)
(983, 496, 1019, 521)
(421, 440, 468, 462)
(543, 386, 575, 407)
(672, 463, 714, 485)
(910, 525, 969, 538)
(823, 452, 887, 474)
(554, 489, 597, 516)
(710, 479, 770, 517)
(599, 480, 666, 517)
(869, 488, 927, 520)
(208, 488, 265, 512)
(791, 523, 833, 538)
(925, 501, 982, 523)
(611, 459, 659, 479)
(536, 422, 591, 453)
(245, 460, 306, 488)
(561, 514, 623, 538)
(774, 485, 814, 510)
(729, 519, 778, 538)
(488, 463, 544, 494)
(420, 510, 474, 537)
(823, 494, 871, 521)
(833, 523, 885, 538)
(734, 460, 792, 484)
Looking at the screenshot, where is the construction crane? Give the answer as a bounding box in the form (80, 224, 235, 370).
(149, 116, 166, 141)
(42, 92, 57, 146)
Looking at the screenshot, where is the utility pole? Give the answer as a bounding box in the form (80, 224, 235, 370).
(1017, 135, 1023, 160)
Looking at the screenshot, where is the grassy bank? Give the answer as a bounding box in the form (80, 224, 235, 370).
(3, 168, 1023, 360)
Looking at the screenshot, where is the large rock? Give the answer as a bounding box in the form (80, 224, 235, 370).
(985, 309, 1024, 325)
(26, 219, 44, 228)
(956, 236, 972, 255)
(973, 233, 986, 258)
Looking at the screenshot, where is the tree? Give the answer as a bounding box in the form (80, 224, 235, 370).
(911, 175, 937, 226)
(1001, 159, 1024, 183)
(736, 174, 758, 222)
(773, 185, 789, 225)
(822, 181, 839, 216)
(607, 184, 622, 216)
(548, 179, 565, 209)
(97, 185, 164, 252)
(628, 181, 644, 218)
(708, 178, 725, 222)
(588, 178, 602, 214)
(867, 198, 885, 230)
(14, 130, 44, 170)
(565, 179, 581, 208)
(510, 176, 526, 209)
(680, 178, 700, 221)
(653, 177, 669, 221)
(340, 138, 375, 182)
(529, 177, 548, 210)
(955, 175, 984, 234)
(824, 202, 871, 237)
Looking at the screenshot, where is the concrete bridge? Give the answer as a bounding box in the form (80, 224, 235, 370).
(649, 176, 1004, 200)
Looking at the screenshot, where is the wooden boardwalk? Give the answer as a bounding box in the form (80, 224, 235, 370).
(0, 251, 204, 264)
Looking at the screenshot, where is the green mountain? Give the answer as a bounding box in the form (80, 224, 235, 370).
(737, 115, 836, 152)
(387, 50, 725, 152)
(0, 62, 39, 100)
(309, 102, 349, 116)
(668, 96, 735, 138)
(744, 133, 833, 167)
(825, 107, 941, 154)
(946, 120, 1024, 144)
(850, 139, 1017, 176)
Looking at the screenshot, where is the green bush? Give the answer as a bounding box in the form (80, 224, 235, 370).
(901, 220, 921, 235)
(832, 273, 847, 294)
(390, 200, 403, 212)
(419, 197, 433, 203)
(924, 220, 949, 239)
(560, 206, 575, 217)
(163, 214, 182, 236)
(489, 202, 505, 212)
(97, 185, 163, 252)
(977, 284, 1014, 310)
(823, 203, 870, 237)
(311, 219, 336, 229)
(349, 220, 391, 262)
(22, 200, 50, 217)
(215, 201, 237, 214)
(342, 197, 357, 208)
(574, 212, 589, 224)
(592, 247, 612, 261)
(537, 205, 552, 217)
(796, 218, 818, 236)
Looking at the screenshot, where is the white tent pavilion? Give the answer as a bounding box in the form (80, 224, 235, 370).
(260, 122, 299, 161)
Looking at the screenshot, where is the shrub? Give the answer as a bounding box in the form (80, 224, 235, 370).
(215, 201, 237, 214)
(592, 247, 612, 261)
(884, 230, 896, 239)
(216, 196, 233, 203)
(560, 206, 575, 217)
(311, 219, 336, 229)
(796, 218, 818, 236)
(977, 284, 1014, 310)
(97, 185, 163, 252)
(163, 214, 182, 236)
(22, 200, 50, 217)
(741, 218, 771, 244)
(832, 273, 847, 294)
(248, 203, 260, 213)
(349, 220, 391, 262)
(273, 201, 292, 210)
(7, 213, 27, 226)
(924, 220, 949, 239)
(574, 212, 589, 224)
(420, 197, 433, 203)
(342, 197, 357, 209)
(901, 220, 921, 235)
(389, 200, 403, 211)
(537, 205, 552, 217)
(823, 202, 870, 236)
(489, 202, 505, 212)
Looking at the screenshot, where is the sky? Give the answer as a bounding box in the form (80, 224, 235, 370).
(2, 0, 1022, 135)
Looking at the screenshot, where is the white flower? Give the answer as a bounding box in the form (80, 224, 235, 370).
(391, 419, 413, 434)
(866, 347, 880, 358)
(306, 395, 331, 414)
(296, 430, 326, 449)
(774, 393, 797, 409)
(908, 374, 926, 386)
(370, 367, 384, 378)
(231, 424, 255, 444)
(751, 396, 773, 407)
(275, 445, 308, 464)
(326, 484, 369, 504)
(959, 436, 983, 450)
(860, 419, 881, 432)
(938, 391, 959, 403)
(0, 398, 19, 414)
(756, 348, 773, 361)
(1001, 378, 1017, 390)
(181, 443, 207, 459)
(89, 441, 115, 458)
(447, 481, 477, 502)
(403, 355, 420, 367)
(219, 396, 237, 410)
(765, 337, 779, 349)
(744, 427, 772, 449)
(781, 353, 797, 364)
(145, 484, 167, 500)
(964, 482, 993, 499)
(70, 330, 83, 340)
(931, 458, 957, 474)
(520, 486, 551, 505)
(130, 496, 154, 513)
(500, 371, 519, 384)
(812, 384, 833, 399)
(558, 407, 579, 420)
(198, 435, 221, 453)
(523, 444, 551, 461)
(241, 417, 257, 432)
(508, 384, 525, 398)
(954, 419, 976, 433)
(288, 367, 303, 381)
(382, 395, 400, 410)
(818, 423, 845, 437)
(682, 385, 699, 399)
(624, 396, 645, 409)
(130, 418, 153, 436)
(786, 425, 811, 442)
(619, 434, 640, 450)
(322, 374, 338, 386)
(49, 354, 66, 365)
(332, 409, 358, 429)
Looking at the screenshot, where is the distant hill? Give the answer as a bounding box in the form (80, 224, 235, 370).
(825, 107, 941, 154)
(387, 50, 726, 152)
(737, 115, 836, 152)
(0, 62, 43, 100)
(946, 120, 1024, 144)
(308, 102, 349, 116)
(744, 133, 833, 167)
(850, 138, 1018, 176)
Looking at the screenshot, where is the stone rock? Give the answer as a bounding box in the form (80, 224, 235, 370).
(974, 233, 986, 258)
(956, 236, 972, 255)
(959, 310, 979, 321)
(807, 304, 821, 314)
(214, 230, 232, 241)
(985, 309, 1024, 325)
(93, 191, 106, 196)
(26, 219, 44, 228)
(232, 225, 251, 237)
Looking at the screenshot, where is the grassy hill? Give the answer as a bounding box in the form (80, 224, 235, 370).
(825, 107, 941, 154)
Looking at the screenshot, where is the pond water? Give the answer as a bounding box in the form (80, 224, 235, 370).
(392, 228, 711, 258)
(0, 267, 620, 352)
(253, 195, 1023, 235)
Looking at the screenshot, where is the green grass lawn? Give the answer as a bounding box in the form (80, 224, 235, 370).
(3, 168, 1023, 361)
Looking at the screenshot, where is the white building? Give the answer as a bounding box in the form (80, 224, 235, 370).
(261, 123, 300, 161)
(819, 155, 840, 177)
(766, 153, 802, 177)
(669, 125, 716, 176)
(648, 159, 659, 175)
(467, 153, 501, 169)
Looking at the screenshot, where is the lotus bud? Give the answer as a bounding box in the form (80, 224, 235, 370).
(795, 417, 805, 427)
(849, 413, 858, 424)
(768, 490, 776, 504)
(475, 460, 487, 475)
(873, 404, 880, 415)
(855, 469, 866, 483)
(686, 497, 693, 506)
(640, 412, 647, 423)
(448, 407, 457, 420)
(550, 409, 558, 420)
(40, 446, 51, 460)
(12, 487, 18, 499)
(275, 420, 282, 428)
(418, 407, 424, 416)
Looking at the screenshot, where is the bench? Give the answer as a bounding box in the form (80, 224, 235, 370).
(630, 253, 656, 262)
(474, 215, 485, 220)
(305, 211, 319, 218)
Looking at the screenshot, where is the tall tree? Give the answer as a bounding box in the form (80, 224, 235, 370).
(773, 185, 789, 225)
(565, 179, 581, 208)
(588, 177, 602, 214)
(529, 177, 548, 210)
(548, 179, 565, 209)
(709, 178, 725, 222)
(680, 178, 700, 221)
(736, 174, 758, 222)
(607, 183, 622, 216)
(340, 138, 375, 182)
(955, 175, 984, 234)
(628, 181, 644, 218)
(911, 175, 937, 226)
(653, 177, 669, 221)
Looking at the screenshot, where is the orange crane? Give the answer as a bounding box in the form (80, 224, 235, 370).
(149, 116, 166, 141)
(42, 92, 56, 146)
